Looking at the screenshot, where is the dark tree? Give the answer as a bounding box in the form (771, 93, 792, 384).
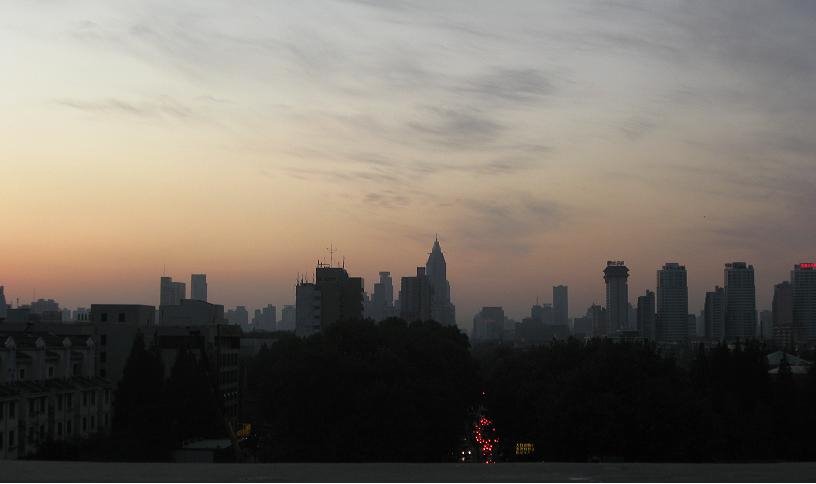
(164, 346, 225, 445)
(111, 332, 171, 461)
(246, 318, 479, 462)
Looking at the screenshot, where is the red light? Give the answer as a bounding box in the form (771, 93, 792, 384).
(799, 263, 816, 269)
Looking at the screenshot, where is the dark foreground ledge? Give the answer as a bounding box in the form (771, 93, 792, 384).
(3, 461, 816, 483)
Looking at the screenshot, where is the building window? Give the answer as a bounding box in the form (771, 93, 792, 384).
(29, 399, 36, 415)
(39, 425, 45, 441)
(100, 313, 108, 322)
(0, 402, 4, 420)
(90, 416, 95, 429)
(73, 363, 79, 376)
(39, 397, 45, 412)
(91, 391, 96, 406)
(82, 417, 87, 432)
(100, 352, 107, 363)
(48, 366, 55, 378)
(57, 422, 63, 436)
(104, 389, 110, 404)
(118, 312, 126, 323)
(8, 402, 15, 418)
(82, 392, 87, 407)
(100, 334, 107, 346)
(57, 395, 63, 411)
(9, 430, 14, 448)
(18, 368, 25, 380)
(104, 414, 108, 428)
(100, 369, 106, 378)
(66, 394, 73, 410)
(66, 421, 72, 435)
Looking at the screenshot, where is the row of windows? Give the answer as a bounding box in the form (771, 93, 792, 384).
(17, 363, 82, 381)
(23, 413, 110, 445)
(218, 352, 239, 366)
(11, 389, 112, 418)
(0, 401, 17, 420)
(0, 430, 16, 450)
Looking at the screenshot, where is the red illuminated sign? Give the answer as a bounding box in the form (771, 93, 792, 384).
(799, 263, 816, 269)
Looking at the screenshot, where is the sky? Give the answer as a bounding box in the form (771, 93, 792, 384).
(1, 0, 815, 325)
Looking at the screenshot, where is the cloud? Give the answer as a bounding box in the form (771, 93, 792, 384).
(53, 96, 196, 120)
(452, 194, 564, 253)
(407, 106, 505, 149)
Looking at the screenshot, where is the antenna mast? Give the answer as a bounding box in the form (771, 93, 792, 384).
(327, 243, 337, 268)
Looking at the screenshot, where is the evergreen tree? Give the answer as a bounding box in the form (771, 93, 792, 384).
(112, 332, 171, 460)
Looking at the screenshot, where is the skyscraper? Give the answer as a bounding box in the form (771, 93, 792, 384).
(191, 274, 208, 302)
(704, 286, 725, 341)
(160, 276, 185, 307)
(280, 305, 296, 331)
(315, 266, 364, 330)
(370, 271, 395, 322)
(425, 237, 456, 326)
(792, 263, 816, 343)
(636, 290, 655, 340)
(772, 281, 794, 347)
(400, 267, 433, 322)
(656, 263, 688, 343)
(723, 262, 757, 341)
(604, 261, 629, 333)
(295, 281, 321, 337)
(553, 285, 569, 325)
(472, 307, 505, 344)
(0, 286, 7, 319)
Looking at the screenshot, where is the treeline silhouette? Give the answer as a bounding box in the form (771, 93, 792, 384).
(30, 319, 816, 462)
(245, 318, 479, 462)
(479, 339, 816, 462)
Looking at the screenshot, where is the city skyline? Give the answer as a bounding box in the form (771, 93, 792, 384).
(2, 1, 815, 324)
(3, 253, 815, 326)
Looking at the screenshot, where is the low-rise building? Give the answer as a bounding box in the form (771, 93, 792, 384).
(0, 332, 112, 460)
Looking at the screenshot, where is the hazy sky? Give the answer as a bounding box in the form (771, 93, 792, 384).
(2, 0, 815, 325)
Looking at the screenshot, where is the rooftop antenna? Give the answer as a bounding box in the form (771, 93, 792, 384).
(327, 243, 337, 268)
(342, 255, 346, 269)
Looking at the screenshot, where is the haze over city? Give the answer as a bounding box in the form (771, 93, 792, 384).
(2, 0, 815, 324)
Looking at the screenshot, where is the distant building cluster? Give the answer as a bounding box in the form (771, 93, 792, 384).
(469, 260, 816, 351)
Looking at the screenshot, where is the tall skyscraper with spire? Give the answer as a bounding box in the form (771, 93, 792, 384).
(425, 236, 456, 326)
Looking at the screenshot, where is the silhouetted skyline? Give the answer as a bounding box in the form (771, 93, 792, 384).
(2, 1, 815, 323)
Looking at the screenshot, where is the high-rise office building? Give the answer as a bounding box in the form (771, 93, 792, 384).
(0, 285, 7, 319)
(295, 282, 321, 337)
(226, 306, 249, 328)
(280, 305, 296, 331)
(759, 310, 773, 340)
(589, 304, 608, 338)
(316, 266, 363, 329)
(656, 263, 688, 343)
(604, 261, 629, 333)
(370, 271, 395, 322)
(792, 263, 816, 343)
(472, 307, 505, 344)
(705, 286, 725, 341)
(636, 290, 655, 340)
(400, 267, 433, 322)
(295, 265, 364, 336)
(723, 262, 757, 341)
(160, 276, 185, 307)
(425, 237, 456, 326)
(251, 304, 276, 331)
(553, 285, 569, 325)
(772, 281, 795, 347)
(191, 274, 208, 302)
